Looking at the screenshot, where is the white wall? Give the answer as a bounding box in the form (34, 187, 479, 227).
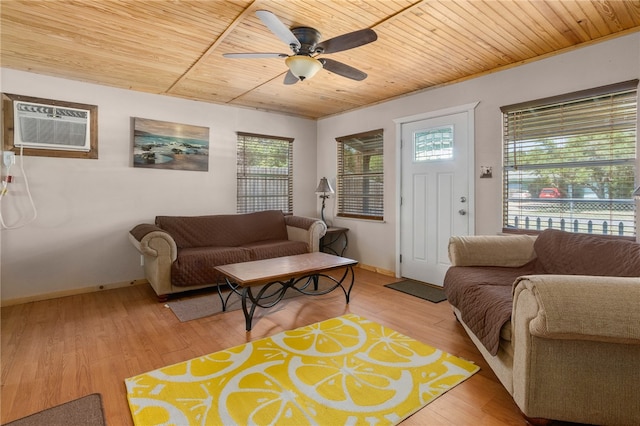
(0, 70, 317, 302)
(317, 33, 640, 275)
(2, 33, 638, 301)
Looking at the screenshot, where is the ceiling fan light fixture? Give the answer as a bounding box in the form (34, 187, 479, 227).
(285, 55, 323, 81)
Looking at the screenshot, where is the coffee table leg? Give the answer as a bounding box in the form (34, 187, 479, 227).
(217, 280, 227, 311)
(220, 277, 243, 311)
(237, 265, 356, 331)
(242, 287, 259, 331)
(241, 287, 249, 331)
(326, 264, 356, 303)
(343, 265, 355, 303)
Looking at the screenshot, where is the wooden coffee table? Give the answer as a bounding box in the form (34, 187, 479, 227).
(214, 252, 358, 331)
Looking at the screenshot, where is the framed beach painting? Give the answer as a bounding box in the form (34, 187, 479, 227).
(133, 117, 209, 171)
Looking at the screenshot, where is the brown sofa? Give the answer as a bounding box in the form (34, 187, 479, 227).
(444, 229, 640, 425)
(129, 210, 326, 300)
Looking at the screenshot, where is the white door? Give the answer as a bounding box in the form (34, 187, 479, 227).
(400, 111, 472, 286)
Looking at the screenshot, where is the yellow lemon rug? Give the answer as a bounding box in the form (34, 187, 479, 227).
(125, 313, 479, 425)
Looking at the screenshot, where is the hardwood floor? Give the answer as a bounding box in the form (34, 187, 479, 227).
(1, 268, 528, 425)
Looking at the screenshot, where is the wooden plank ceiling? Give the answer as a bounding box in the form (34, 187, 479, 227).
(2, 0, 639, 119)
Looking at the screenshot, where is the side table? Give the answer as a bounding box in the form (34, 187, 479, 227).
(320, 227, 349, 256)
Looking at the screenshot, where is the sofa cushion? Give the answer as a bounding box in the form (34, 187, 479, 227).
(156, 210, 288, 248)
(171, 246, 252, 287)
(534, 229, 640, 277)
(449, 234, 537, 267)
(244, 240, 309, 260)
(444, 262, 536, 355)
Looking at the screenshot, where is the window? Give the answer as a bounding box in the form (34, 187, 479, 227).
(236, 132, 293, 214)
(502, 80, 638, 237)
(414, 125, 453, 161)
(336, 129, 384, 220)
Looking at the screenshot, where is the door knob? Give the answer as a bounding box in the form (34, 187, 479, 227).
(460, 196, 467, 203)
(458, 209, 467, 215)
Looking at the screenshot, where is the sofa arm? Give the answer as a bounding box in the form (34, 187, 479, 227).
(448, 234, 536, 267)
(284, 215, 327, 252)
(129, 223, 178, 261)
(514, 275, 640, 343)
(129, 224, 179, 298)
(510, 274, 640, 423)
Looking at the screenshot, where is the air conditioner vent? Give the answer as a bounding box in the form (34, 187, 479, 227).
(14, 101, 91, 151)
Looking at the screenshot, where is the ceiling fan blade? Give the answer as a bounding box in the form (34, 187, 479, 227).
(319, 58, 367, 81)
(223, 53, 288, 59)
(315, 28, 377, 54)
(256, 10, 301, 51)
(283, 70, 299, 85)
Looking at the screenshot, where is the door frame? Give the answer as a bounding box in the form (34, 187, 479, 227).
(393, 102, 479, 277)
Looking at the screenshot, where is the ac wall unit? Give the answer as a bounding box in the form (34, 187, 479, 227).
(13, 100, 91, 152)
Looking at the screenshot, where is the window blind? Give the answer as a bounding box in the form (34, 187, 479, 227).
(501, 80, 638, 236)
(336, 129, 384, 220)
(237, 132, 293, 214)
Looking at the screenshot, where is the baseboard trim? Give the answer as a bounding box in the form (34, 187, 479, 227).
(2, 264, 394, 307)
(357, 263, 395, 277)
(1, 279, 148, 307)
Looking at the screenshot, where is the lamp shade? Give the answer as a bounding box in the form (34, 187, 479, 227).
(285, 55, 323, 81)
(316, 177, 334, 194)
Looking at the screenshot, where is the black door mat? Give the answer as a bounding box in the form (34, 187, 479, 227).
(384, 280, 447, 303)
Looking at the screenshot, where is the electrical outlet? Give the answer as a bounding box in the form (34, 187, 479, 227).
(3, 152, 16, 167)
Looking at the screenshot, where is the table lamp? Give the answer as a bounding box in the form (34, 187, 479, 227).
(316, 177, 334, 224)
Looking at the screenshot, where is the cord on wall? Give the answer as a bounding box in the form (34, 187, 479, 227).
(0, 147, 38, 229)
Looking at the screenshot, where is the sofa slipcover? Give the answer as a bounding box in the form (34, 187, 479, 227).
(444, 229, 640, 425)
(129, 210, 326, 299)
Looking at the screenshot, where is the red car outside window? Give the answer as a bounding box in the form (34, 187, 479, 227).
(538, 188, 563, 198)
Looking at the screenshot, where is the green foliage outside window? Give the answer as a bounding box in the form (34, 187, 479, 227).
(502, 81, 637, 236)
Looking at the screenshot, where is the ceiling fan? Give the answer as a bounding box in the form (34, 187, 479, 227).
(223, 10, 377, 84)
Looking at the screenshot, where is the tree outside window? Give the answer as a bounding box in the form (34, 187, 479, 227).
(502, 80, 637, 237)
(336, 129, 384, 220)
(237, 132, 293, 214)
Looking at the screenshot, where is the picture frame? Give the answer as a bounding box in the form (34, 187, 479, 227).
(132, 117, 209, 172)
